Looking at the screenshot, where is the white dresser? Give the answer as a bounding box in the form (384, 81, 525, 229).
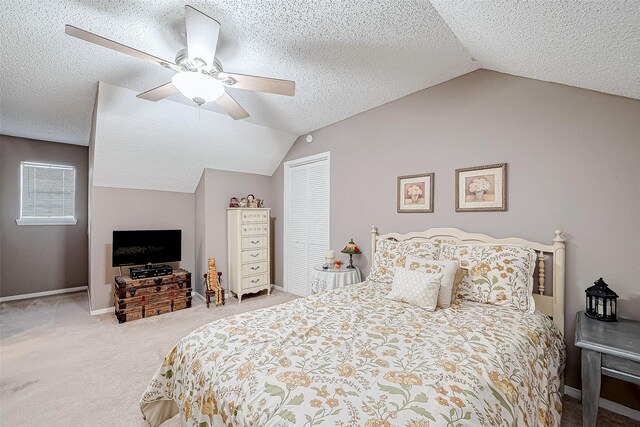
(227, 208, 271, 302)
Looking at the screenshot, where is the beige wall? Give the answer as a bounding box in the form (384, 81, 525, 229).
(194, 172, 206, 296)
(271, 70, 640, 408)
(88, 186, 195, 311)
(0, 135, 89, 297)
(197, 168, 273, 295)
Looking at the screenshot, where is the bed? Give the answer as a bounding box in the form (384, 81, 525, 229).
(141, 227, 567, 426)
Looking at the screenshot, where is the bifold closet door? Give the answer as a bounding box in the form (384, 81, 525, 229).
(285, 154, 329, 296)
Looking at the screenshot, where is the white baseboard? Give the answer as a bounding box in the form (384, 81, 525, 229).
(273, 285, 284, 291)
(0, 286, 87, 303)
(564, 385, 640, 421)
(193, 292, 205, 301)
(90, 306, 115, 316)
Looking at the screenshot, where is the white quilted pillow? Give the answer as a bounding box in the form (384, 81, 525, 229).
(405, 258, 459, 308)
(387, 267, 443, 311)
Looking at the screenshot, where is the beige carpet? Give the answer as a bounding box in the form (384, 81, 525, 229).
(1, 291, 638, 427)
(0, 290, 298, 426)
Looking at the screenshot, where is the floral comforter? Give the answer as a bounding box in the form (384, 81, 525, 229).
(140, 281, 565, 427)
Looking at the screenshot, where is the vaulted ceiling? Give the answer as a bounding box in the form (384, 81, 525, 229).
(430, 1, 640, 100)
(94, 82, 297, 193)
(1, 1, 638, 191)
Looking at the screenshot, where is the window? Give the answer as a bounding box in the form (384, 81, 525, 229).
(17, 161, 77, 225)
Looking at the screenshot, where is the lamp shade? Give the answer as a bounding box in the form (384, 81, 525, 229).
(172, 71, 225, 106)
(341, 239, 361, 254)
(341, 239, 361, 269)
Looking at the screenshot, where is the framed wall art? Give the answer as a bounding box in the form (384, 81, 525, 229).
(455, 163, 507, 212)
(397, 173, 434, 213)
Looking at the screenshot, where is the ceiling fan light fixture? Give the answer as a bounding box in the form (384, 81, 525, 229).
(171, 71, 225, 106)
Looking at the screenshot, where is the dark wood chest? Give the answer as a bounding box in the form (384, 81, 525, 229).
(114, 269, 191, 323)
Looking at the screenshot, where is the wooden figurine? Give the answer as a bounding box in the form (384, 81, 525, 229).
(205, 258, 225, 307)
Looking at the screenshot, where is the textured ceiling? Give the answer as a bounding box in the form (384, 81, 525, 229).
(94, 82, 297, 193)
(2, 1, 637, 192)
(0, 0, 477, 146)
(430, 0, 640, 100)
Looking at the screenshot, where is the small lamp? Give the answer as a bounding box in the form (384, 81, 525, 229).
(341, 239, 362, 269)
(585, 277, 618, 322)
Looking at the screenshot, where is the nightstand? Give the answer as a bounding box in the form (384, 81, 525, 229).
(575, 311, 640, 427)
(310, 266, 361, 295)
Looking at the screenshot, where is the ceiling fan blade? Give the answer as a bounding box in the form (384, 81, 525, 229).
(220, 72, 295, 96)
(65, 25, 180, 71)
(215, 91, 250, 120)
(184, 5, 220, 67)
(137, 82, 179, 102)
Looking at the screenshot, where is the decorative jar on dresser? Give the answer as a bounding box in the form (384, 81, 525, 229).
(227, 208, 271, 302)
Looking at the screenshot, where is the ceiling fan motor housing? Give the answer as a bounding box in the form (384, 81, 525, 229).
(175, 49, 222, 74)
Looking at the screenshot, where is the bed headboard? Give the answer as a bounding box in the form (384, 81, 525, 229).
(370, 226, 566, 336)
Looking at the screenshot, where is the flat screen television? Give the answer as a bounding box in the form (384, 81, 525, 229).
(112, 230, 181, 267)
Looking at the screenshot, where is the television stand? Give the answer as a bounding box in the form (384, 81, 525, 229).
(114, 269, 191, 323)
(130, 264, 173, 279)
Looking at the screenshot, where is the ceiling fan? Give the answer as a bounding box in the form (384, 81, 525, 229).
(65, 5, 295, 120)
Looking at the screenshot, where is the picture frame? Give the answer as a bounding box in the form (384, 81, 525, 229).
(397, 173, 434, 213)
(455, 163, 507, 212)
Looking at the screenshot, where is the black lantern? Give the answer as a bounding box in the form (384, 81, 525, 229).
(585, 278, 618, 322)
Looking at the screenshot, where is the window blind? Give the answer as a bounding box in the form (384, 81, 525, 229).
(20, 162, 76, 219)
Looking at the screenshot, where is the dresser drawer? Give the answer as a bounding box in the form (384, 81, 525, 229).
(242, 236, 268, 249)
(602, 354, 640, 379)
(114, 295, 192, 323)
(114, 282, 191, 299)
(242, 248, 267, 263)
(241, 210, 269, 223)
(242, 273, 269, 290)
(241, 223, 268, 236)
(241, 261, 268, 276)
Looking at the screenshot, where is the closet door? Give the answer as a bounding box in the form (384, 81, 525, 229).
(284, 153, 330, 296)
(286, 166, 310, 296)
(306, 161, 330, 277)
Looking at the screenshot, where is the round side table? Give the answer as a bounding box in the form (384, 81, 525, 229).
(310, 266, 361, 295)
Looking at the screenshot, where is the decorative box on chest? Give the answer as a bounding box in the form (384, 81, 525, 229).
(114, 269, 191, 323)
(227, 208, 271, 302)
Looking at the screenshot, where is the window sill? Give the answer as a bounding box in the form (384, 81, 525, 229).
(16, 218, 78, 226)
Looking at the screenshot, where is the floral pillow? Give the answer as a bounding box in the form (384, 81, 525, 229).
(368, 239, 440, 283)
(405, 258, 458, 308)
(440, 243, 475, 269)
(454, 245, 537, 312)
(386, 267, 442, 311)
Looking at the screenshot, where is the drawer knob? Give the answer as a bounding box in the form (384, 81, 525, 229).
(250, 266, 260, 270)
(250, 240, 259, 244)
(250, 278, 260, 283)
(250, 253, 259, 257)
